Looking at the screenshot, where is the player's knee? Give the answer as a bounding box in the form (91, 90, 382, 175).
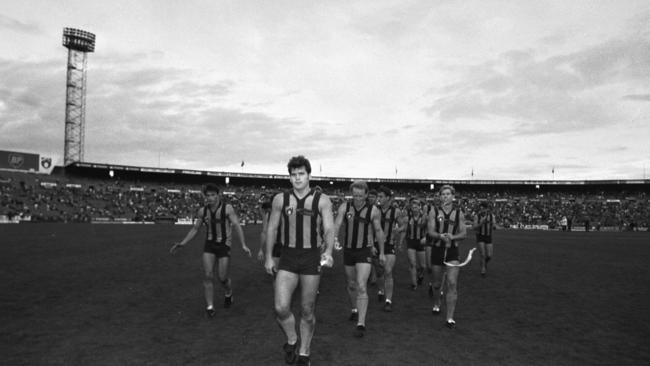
(300, 303, 315, 321)
(347, 280, 357, 292)
(356, 283, 368, 296)
(384, 269, 393, 279)
(275, 304, 291, 319)
(446, 280, 457, 292)
(203, 272, 214, 282)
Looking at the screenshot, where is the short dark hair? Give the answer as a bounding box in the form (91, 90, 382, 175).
(439, 184, 455, 195)
(377, 185, 392, 197)
(368, 189, 378, 197)
(287, 155, 311, 174)
(203, 183, 220, 194)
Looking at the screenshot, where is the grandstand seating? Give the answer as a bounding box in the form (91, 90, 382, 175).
(1, 169, 648, 231)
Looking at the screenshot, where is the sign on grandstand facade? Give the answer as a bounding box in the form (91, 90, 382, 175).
(0, 150, 57, 174)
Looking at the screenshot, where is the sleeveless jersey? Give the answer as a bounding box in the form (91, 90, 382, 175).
(433, 205, 461, 247)
(202, 203, 231, 245)
(477, 212, 494, 236)
(343, 201, 374, 249)
(380, 206, 397, 245)
(279, 189, 322, 250)
(406, 211, 426, 240)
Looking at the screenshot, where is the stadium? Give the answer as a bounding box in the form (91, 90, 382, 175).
(2, 2, 650, 366)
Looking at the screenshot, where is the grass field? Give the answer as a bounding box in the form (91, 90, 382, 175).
(1, 224, 649, 366)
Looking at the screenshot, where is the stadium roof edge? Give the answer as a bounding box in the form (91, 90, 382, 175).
(64, 162, 650, 186)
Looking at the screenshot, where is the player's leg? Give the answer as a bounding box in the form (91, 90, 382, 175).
(202, 252, 217, 312)
(216, 255, 233, 307)
(298, 274, 321, 358)
(477, 240, 487, 275)
(425, 246, 433, 274)
(416, 249, 426, 285)
(486, 243, 493, 263)
(431, 264, 444, 313)
(344, 264, 358, 320)
(445, 265, 460, 326)
(275, 270, 300, 360)
(375, 256, 386, 301)
(355, 262, 372, 329)
(383, 254, 396, 310)
(407, 248, 417, 289)
(369, 258, 377, 287)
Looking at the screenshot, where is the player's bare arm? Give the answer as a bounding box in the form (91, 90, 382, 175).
(333, 202, 347, 249)
(258, 208, 269, 261)
(170, 207, 203, 254)
(371, 206, 386, 265)
(319, 194, 335, 267)
(264, 194, 283, 274)
(227, 204, 251, 256)
(427, 211, 441, 240)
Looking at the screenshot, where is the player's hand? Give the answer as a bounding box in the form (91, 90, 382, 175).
(170, 242, 183, 255)
(257, 249, 264, 262)
(320, 253, 334, 268)
(264, 257, 277, 275)
(334, 238, 342, 251)
(379, 254, 386, 266)
(371, 246, 378, 256)
(420, 237, 426, 245)
(242, 245, 252, 257)
(441, 234, 452, 248)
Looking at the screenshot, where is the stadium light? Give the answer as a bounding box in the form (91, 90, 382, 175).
(109, 170, 114, 178)
(225, 177, 230, 185)
(62, 27, 96, 166)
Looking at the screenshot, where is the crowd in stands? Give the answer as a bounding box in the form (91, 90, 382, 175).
(1, 171, 648, 231)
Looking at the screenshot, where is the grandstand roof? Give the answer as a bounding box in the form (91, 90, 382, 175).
(65, 162, 650, 187)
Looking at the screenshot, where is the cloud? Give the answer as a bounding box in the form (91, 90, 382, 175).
(0, 14, 41, 34)
(424, 35, 650, 135)
(622, 94, 650, 101)
(0, 55, 352, 171)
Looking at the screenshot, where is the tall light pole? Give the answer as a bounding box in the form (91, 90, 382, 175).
(62, 27, 95, 165)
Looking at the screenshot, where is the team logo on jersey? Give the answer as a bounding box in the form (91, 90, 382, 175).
(356, 217, 369, 224)
(285, 206, 295, 216)
(346, 212, 354, 220)
(8, 153, 24, 169)
(296, 208, 313, 216)
(40, 157, 52, 169)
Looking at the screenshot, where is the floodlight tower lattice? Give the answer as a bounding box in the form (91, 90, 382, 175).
(62, 28, 95, 165)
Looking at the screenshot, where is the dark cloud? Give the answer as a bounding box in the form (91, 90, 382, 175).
(0, 14, 41, 34)
(622, 94, 650, 101)
(0, 54, 352, 170)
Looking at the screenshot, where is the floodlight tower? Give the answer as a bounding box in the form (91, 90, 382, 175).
(62, 27, 95, 165)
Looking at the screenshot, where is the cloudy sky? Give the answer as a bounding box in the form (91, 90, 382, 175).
(1, 0, 649, 180)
